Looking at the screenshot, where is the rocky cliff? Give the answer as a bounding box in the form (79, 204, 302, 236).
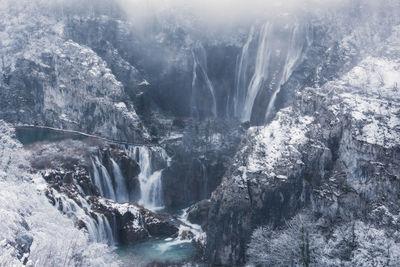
(206, 25, 400, 265)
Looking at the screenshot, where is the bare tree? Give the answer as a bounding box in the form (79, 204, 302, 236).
(247, 214, 324, 267)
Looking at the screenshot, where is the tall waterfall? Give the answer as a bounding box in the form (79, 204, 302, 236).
(191, 42, 217, 118)
(235, 21, 309, 123)
(264, 22, 306, 122)
(234, 26, 255, 118)
(241, 22, 273, 122)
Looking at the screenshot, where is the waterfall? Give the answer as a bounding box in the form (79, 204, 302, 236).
(111, 158, 129, 203)
(96, 214, 115, 245)
(264, 23, 306, 122)
(191, 42, 217, 118)
(234, 26, 255, 118)
(236, 21, 309, 123)
(139, 170, 164, 209)
(91, 156, 117, 201)
(91, 158, 104, 196)
(200, 162, 208, 199)
(52, 190, 115, 245)
(241, 22, 273, 122)
(129, 146, 169, 210)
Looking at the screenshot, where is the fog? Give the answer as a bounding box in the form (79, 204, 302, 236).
(116, 0, 352, 28)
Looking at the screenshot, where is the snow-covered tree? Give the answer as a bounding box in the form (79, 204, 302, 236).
(247, 214, 324, 267)
(0, 121, 117, 266)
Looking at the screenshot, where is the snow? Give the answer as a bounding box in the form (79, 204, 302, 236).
(329, 29, 400, 149)
(0, 121, 117, 266)
(0, 1, 147, 142)
(244, 108, 313, 175)
(138, 79, 150, 86)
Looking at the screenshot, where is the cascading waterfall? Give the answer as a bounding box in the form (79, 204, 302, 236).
(92, 156, 116, 201)
(191, 42, 217, 118)
(52, 190, 115, 245)
(111, 158, 129, 203)
(234, 26, 255, 118)
(235, 21, 309, 123)
(91, 158, 104, 196)
(91, 155, 134, 203)
(200, 162, 208, 199)
(89, 145, 170, 214)
(141, 170, 164, 209)
(128, 146, 170, 210)
(241, 22, 273, 122)
(264, 22, 307, 122)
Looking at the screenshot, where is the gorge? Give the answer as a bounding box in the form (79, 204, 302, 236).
(0, 0, 399, 266)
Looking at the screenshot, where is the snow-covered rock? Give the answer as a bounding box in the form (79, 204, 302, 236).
(0, 120, 117, 266)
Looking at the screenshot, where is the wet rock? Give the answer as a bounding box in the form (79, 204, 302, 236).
(187, 200, 211, 230)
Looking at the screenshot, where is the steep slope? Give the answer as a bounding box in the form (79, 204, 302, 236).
(206, 25, 400, 265)
(0, 1, 147, 142)
(0, 121, 117, 266)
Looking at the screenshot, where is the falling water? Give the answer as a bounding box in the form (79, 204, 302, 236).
(234, 26, 255, 118)
(91, 158, 104, 196)
(264, 23, 306, 122)
(241, 22, 273, 122)
(52, 190, 115, 245)
(92, 156, 117, 201)
(200, 162, 208, 199)
(191, 42, 217, 118)
(111, 158, 130, 203)
(132, 146, 168, 210)
(140, 170, 164, 209)
(236, 21, 309, 123)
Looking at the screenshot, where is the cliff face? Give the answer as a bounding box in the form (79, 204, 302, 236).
(1, 0, 400, 266)
(0, 3, 147, 142)
(206, 26, 400, 265)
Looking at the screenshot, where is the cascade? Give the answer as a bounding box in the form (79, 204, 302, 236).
(129, 146, 170, 210)
(241, 22, 273, 122)
(89, 146, 170, 209)
(111, 158, 130, 203)
(52, 191, 115, 245)
(191, 42, 217, 118)
(91, 156, 117, 201)
(264, 23, 306, 122)
(140, 170, 164, 209)
(236, 21, 309, 123)
(91, 158, 104, 196)
(234, 26, 255, 118)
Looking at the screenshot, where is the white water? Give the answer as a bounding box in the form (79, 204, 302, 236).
(139, 170, 164, 209)
(91, 158, 104, 196)
(264, 23, 306, 122)
(241, 22, 273, 122)
(236, 21, 309, 123)
(111, 158, 130, 203)
(92, 156, 117, 201)
(89, 145, 170, 213)
(53, 190, 115, 245)
(191, 42, 217, 118)
(234, 26, 255, 118)
(131, 146, 169, 210)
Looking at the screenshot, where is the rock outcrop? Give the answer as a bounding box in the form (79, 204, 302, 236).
(206, 26, 400, 265)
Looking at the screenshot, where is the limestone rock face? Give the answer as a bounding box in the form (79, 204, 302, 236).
(206, 26, 400, 265)
(0, 3, 147, 143)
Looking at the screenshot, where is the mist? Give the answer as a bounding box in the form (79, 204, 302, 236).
(115, 0, 352, 29)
